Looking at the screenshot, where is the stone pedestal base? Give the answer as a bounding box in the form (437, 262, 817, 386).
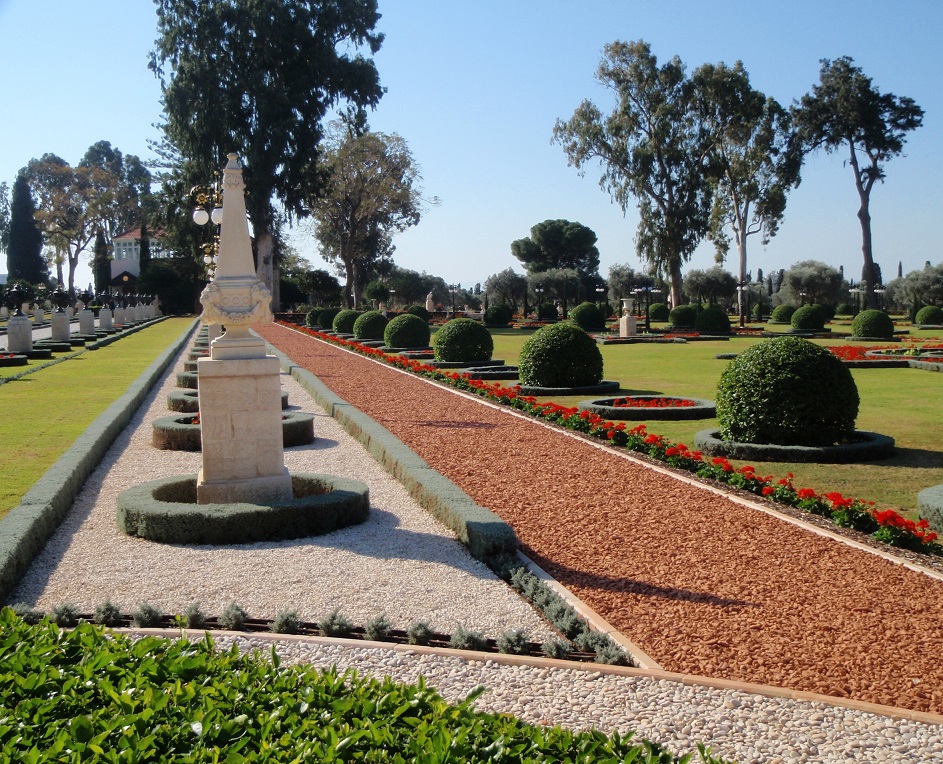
(99, 308, 114, 330)
(7, 315, 32, 352)
(51, 312, 71, 342)
(78, 309, 96, 335)
(113, 308, 125, 326)
(195, 355, 292, 504)
(207, 323, 221, 343)
(619, 315, 638, 337)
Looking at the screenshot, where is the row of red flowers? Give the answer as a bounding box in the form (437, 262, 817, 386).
(610, 397, 695, 409)
(828, 343, 943, 362)
(286, 323, 940, 554)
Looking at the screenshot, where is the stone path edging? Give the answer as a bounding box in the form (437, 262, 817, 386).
(0, 319, 199, 602)
(116, 626, 943, 727)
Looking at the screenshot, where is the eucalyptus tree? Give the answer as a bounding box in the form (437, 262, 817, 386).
(308, 124, 425, 308)
(554, 40, 713, 307)
(794, 57, 923, 308)
(150, 0, 385, 302)
(692, 61, 802, 321)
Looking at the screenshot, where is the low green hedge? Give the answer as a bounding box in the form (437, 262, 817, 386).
(0, 608, 728, 763)
(117, 473, 369, 544)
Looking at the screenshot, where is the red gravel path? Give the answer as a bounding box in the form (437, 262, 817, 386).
(260, 323, 943, 714)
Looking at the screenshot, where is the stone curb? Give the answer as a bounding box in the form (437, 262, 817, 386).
(117, 626, 943, 727)
(0, 319, 199, 602)
(263, 341, 519, 563)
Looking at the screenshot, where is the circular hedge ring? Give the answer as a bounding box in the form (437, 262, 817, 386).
(117, 473, 370, 544)
(153, 412, 315, 451)
(0, 354, 28, 367)
(693, 429, 895, 464)
(517, 379, 621, 396)
(578, 396, 716, 420)
(167, 389, 289, 413)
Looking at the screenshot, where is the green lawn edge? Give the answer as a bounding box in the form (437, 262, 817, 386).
(0, 319, 199, 602)
(264, 341, 519, 562)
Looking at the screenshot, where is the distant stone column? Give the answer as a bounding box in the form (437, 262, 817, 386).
(78, 309, 96, 336)
(51, 311, 71, 342)
(99, 307, 113, 330)
(7, 314, 32, 353)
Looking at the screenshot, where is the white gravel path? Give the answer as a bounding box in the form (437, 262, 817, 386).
(9, 331, 943, 763)
(10, 338, 555, 639)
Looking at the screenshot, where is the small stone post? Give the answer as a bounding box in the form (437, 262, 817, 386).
(619, 298, 637, 337)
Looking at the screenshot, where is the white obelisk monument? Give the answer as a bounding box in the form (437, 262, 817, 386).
(195, 154, 292, 504)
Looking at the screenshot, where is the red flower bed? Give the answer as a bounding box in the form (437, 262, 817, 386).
(281, 322, 941, 555)
(610, 396, 695, 409)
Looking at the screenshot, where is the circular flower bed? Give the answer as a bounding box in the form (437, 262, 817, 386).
(578, 396, 716, 420)
(0, 353, 28, 367)
(693, 428, 895, 463)
(153, 412, 315, 451)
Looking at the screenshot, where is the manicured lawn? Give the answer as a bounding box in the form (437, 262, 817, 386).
(0, 318, 193, 516)
(484, 327, 943, 517)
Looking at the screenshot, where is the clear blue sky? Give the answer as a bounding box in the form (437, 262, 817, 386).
(1, 0, 940, 292)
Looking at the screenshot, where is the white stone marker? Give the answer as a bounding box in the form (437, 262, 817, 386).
(7, 314, 33, 353)
(78, 309, 96, 336)
(196, 154, 290, 504)
(99, 307, 114, 330)
(51, 311, 71, 342)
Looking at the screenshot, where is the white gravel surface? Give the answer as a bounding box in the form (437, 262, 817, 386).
(10, 339, 555, 639)
(9, 331, 943, 763)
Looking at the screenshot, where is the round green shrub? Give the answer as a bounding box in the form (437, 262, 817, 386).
(915, 305, 943, 325)
(770, 304, 796, 323)
(353, 310, 389, 340)
(537, 302, 558, 320)
(384, 313, 431, 348)
(304, 307, 319, 327)
(332, 309, 362, 334)
(835, 302, 854, 317)
(317, 307, 340, 330)
(668, 304, 697, 328)
(790, 304, 826, 332)
(433, 318, 494, 362)
(648, 302, 670, 321)
(694, 305, 731, 334)
(484, 304, 513, 326)
(851, 309, 894, 339)
(716, 336, 859, 447)
(406, 304, 430, 322)
(518, 323, 603, 388)
(568, 302, 605, 331)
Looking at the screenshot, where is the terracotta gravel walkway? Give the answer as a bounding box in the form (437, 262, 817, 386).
(259, 323, 943, 715)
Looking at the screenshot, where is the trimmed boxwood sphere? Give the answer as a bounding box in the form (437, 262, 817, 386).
(770, 304, 796, 323)
(518, 322, 603, 388)
(353, 310, 389, 340)
(669, 304, 697, 328)
(406, 304, 431, 322)
(915, 305, 943, 325)
(695, 305, 731, 334)
(305, 307, 319, 327)
(716, 336, 859, 447)
(835, 302, 854, 317)
(851, 309, 894, 339)
(648, 302, 670, 321)
(433, 318, 493, 362)
(484, 304, 513, 326)
(568, 301, 605, 331)
(332, 309, 362, 334)
(384, 313, 430, 348)
(537, 302, 558, 320)
(317, 307, 340, 330)
(790, 304, 826, 332)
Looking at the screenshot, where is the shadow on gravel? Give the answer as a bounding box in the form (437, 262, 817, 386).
(529, 554, 756, 609)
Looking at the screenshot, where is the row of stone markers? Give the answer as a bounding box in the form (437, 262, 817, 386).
(5, 299, 161, 357)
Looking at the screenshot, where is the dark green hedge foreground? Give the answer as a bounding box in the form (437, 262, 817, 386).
(0, 609, 730, 763)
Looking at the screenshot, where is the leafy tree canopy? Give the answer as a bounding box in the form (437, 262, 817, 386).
(150, 0, 385, 298)
(779, 259, 844, 307)
(683, 266, 737, 306)
(484, 267, 528, 314)
(793, 56, 923, 307)
(510, 219, 600, 277)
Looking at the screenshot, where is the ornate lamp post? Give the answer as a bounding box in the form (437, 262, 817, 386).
(449, 284, 459, 316)
(633, 285, 661, 333)
(849, 284, 861, 317)
(799, 290, 807, 307)
(875, 286, 886, 310)
(534, 285, 544, 320)
(737, 280, 749, 328)
(190, 173, 223, 277)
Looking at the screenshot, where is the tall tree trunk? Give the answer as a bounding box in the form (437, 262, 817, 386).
(857, 199, 877, 309)
(737, 233, 748, 327)
(669, 261, 683, 309)
(255, 229, 276, 311)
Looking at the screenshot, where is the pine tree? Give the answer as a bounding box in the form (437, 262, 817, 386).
(7, 173, 47, 283)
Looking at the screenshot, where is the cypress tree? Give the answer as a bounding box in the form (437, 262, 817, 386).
(92, 228, 111, 294)
(7, 173, 47, 283)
